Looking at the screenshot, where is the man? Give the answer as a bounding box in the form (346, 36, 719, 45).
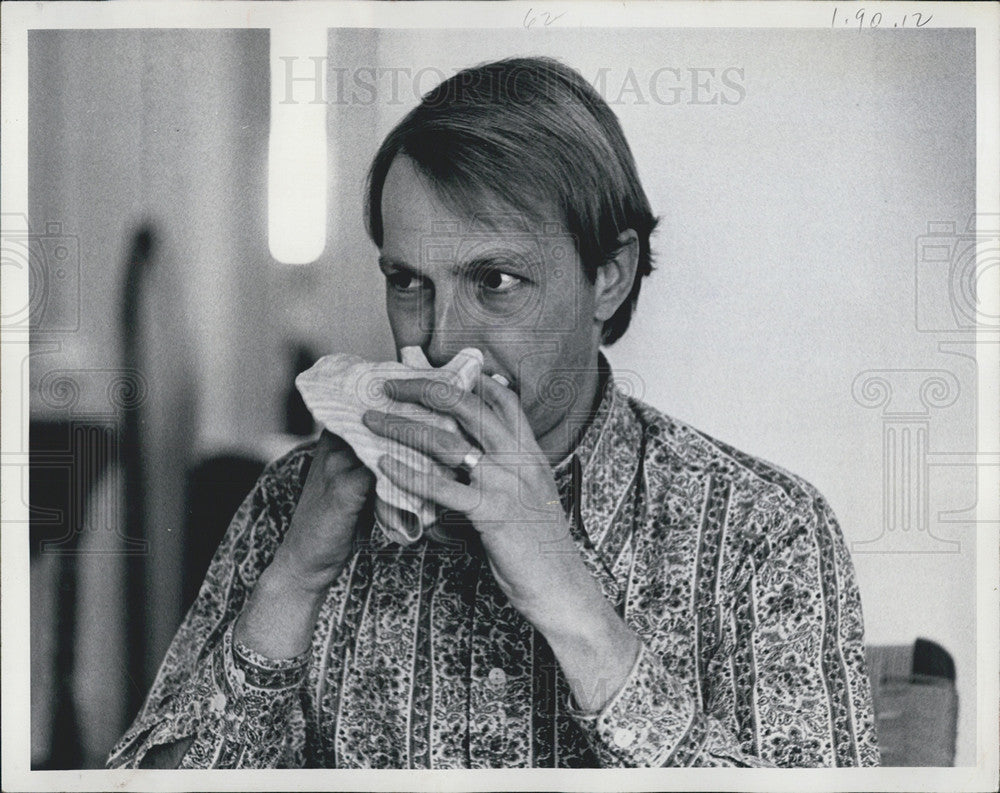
(109, 56, 879, 769)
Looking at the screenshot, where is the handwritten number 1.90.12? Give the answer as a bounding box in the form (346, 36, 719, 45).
(831, 7, 933, 29)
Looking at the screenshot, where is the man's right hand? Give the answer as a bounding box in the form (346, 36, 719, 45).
(269, 430, 375, 594)
(234, 431, 374, 659)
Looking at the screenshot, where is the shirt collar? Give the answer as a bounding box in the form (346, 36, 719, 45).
(551, 352, 615, 485)
(552, 355, 644, 588)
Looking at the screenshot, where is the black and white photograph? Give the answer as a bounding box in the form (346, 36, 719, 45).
(2, 1, 998, 790)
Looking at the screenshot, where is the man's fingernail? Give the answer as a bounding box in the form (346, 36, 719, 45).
(382, 380, 397, 400)
(491, 373, 510, 388)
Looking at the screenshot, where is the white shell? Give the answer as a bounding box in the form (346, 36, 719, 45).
(295, 347, 484, 544)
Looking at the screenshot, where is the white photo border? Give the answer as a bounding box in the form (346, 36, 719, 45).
(2, 2, 997, 791)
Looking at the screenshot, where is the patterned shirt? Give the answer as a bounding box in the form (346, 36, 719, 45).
(108, 369, 880, 768)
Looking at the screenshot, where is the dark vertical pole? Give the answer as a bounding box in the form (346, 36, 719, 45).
(120, 225, 155, 720)
(42, 427, 84, 769)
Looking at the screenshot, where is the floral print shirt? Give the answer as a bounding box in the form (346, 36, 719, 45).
(108, 371, 880, 769)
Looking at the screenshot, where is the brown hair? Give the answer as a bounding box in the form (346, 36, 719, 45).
(364, 56, 659, 345)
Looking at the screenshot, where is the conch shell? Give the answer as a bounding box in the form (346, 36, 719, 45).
(296, 346, 483, 544)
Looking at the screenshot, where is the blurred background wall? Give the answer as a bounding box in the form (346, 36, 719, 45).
(27, 27, 979, 767)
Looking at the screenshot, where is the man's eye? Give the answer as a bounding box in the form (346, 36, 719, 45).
(386, 272, 422, 292)
(477, 270, 523, 294)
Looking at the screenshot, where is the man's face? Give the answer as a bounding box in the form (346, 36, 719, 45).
(378, 155, 604, 454)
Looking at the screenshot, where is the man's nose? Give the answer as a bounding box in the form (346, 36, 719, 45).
(424, 285, 481, 368)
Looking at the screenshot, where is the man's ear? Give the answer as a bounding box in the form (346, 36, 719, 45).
(593, 229, 639, 323)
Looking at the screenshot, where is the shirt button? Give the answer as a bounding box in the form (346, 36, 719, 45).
(210, 692, 227, 714)
(487, 667, 507, 688)
(612, 727, 635, 748)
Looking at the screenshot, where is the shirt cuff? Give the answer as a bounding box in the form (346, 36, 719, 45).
(565, 642, 701, 767)
(227, 625, 310, 692)
(175, 624, 309, 767)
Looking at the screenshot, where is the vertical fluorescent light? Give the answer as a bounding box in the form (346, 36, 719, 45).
(268, 25, 328, 264)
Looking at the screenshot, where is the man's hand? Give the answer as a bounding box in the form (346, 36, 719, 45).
(235, 431, 374, 659)
(270, 430, 375, 594)
(363, 374, 640, 712)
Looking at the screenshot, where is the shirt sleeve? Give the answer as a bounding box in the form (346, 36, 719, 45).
(107, 446, 315, 769)
(566, 485, 881, 768)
